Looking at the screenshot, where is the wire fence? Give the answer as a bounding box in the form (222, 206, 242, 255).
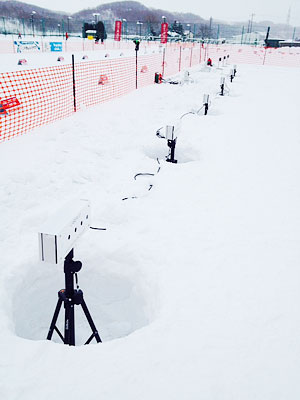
(1, 43, 300, 143)
(0, 16, 236, 39)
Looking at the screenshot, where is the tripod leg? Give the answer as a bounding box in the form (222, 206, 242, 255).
(47, 298, 63, 341)
(64, 301, 75, 346)
(81, 298, 102, 343)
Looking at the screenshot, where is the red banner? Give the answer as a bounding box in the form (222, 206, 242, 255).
(114, 20, 122, 41)
(161, 23, 168, 44)
(0, 96, 20, 114)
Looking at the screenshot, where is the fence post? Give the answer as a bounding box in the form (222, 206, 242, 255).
(199, 42, 202, 63)
(204, 43, 208, 62)
(262, 47, 267, 65)
(190, 47, 193, 67)
(179, 46, 182, 72)
(162, 47, 166, 76)
(135, 48, 138, 89)
(72, 54, 77, 112)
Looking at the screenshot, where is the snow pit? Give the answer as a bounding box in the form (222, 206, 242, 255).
(12, 264, 150, 345)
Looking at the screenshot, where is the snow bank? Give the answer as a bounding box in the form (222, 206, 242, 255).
(0, 63, 300, 399)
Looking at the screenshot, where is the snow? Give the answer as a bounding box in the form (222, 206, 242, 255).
(0, 47, 159, 72)
(0, 37, 162, 72)
(1, 58, 300, 399)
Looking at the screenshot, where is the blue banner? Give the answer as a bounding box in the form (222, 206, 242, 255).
(49, 42, 63, 52)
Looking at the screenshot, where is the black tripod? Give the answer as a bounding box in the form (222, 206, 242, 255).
(47, 249, 101, 346)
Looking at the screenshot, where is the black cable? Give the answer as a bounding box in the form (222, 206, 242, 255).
(162, 78, 179, 85)
(156, 127, 165, 138)
(196, 105, 204, 114)
(134, 172, 155, 180)
(180, 111, 196, 120)
(122, 196, 138, 201)
(156, 158, 161, 173)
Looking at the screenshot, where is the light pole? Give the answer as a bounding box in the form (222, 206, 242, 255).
(2, 17, 7, 35)
(67, 16, 72, 33)
(137, 21, 143, 38)
(31, 11, 36, 37)
(187, 23, 191, 40)
(41, 19, 45, 36)
(122, 18, 127, 39)
(93, 13, 100, 24)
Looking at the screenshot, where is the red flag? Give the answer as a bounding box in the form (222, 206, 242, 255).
(161, 22, 168, 44)
(114, 20, 122, 41)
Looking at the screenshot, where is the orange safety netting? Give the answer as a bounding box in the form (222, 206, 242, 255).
(0, 65, 74, 142)
(1, 44, 300, 143)
(0, 47, 187, 142)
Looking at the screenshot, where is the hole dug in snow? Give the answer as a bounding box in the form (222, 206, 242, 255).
(12, 264, 150, 345)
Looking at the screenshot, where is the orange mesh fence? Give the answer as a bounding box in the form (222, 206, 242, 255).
(191, 46, 201, 67)
(1, 44, 300, 143)
(0, 65, 74, 142)
(0, 51, 171, 142)
(205, 44, 300, 67)
(137, 53, 162, 88)
(163, 47, 180, 76)
(74, 57, 136, 109)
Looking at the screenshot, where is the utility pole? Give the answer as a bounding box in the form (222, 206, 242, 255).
(249, 13, 255, 34)
(241, 25, 244, 44)
(209, 17, 212, 39)
(286, 6, 291, 39)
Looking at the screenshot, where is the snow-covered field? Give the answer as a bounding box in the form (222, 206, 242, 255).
(0, 37, 162, 72)
(1, 61, 300, 399)
(0, 46, 159, 72)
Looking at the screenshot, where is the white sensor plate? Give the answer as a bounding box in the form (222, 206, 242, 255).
(38, 199, 90, 264)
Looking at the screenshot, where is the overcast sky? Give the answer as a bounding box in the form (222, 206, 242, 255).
(17, 0, 300, 26)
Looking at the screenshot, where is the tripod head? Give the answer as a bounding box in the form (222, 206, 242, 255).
(64, 250, 82, 274)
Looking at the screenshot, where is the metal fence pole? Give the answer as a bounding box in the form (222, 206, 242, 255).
(2, 17, 7, 35)
(72, 54, 77, 112)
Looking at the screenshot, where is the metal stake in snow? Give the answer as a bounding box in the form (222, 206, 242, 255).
(218, 57, 221, 68)
(203, 94, 209, 115)
(156, 125, 178, 163)
(166, 125, 177, 163)
(220, 77, 225, 96)
(233, 64, 237, 76)
(230, 69, 234, 82)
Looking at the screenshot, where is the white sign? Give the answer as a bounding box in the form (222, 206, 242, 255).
(14, 40, 40, 53)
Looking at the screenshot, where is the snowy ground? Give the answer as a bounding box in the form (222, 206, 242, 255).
(0, 45, 160, 72)
(1, 62, 300, 399)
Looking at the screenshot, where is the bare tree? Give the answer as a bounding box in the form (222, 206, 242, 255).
(198, 24, 212, 39)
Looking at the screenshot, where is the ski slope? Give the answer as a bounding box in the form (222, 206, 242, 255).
(0, 62, 300, 399)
